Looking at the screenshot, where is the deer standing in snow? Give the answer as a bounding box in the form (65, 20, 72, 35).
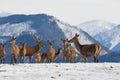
(68, 33, 101, 62)
(61, 39, 76, 62)
(65, 44, 77, 63)
(61, 39, 68, 62)
(46, 40, 55, 63)
(10, 37, 22, 63)
(23, 34, 44, 63)
(20, 42, 26, 63)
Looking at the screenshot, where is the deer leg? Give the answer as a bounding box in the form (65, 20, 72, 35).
(85, 57, 88, 62)
(29, 56, 32, 63)
(64, 54, 67, 62)
(94, 56, 98, 62)
(72, 57, 75, 63)
(3, 57, 5, 64)
(11, 55, 13, 64)
(0, 59, 2, 63)
(66, 56, 69, 63)
(21, 56, 24, 63)
(14, 56, 17, 63)
(96, 56, 98, 62)
(20, 55, 22, 63)
(13, 55, 15, 63)
(78, 56, 84, 62)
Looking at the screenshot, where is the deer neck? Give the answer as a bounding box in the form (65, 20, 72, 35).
(57, 49, 62, 55)
(11, 42, 16, 47)
(35, 45, 41, 52)
(49, 45, 53, 49)
(63, 43, 67, 50)
(73, 39, 82, 52)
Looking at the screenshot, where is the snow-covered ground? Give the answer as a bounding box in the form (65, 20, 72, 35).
(0, 63, 120, 80)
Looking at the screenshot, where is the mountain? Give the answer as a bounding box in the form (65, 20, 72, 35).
(0, 12, 12, 17)
(77, 20, 116, 36)
(0, 14, 113, 63)
(94, 24, 120, 50)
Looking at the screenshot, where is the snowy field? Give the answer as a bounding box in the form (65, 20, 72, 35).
(0, 63, 120, 80)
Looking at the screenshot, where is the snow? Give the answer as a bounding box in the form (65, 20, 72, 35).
(77, 20, 116, 36)
(0, 63, 120, 80)
(0, 21, 36, 37)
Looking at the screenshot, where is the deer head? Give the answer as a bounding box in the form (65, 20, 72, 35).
(10, 37, 17, 44)
(48, 40, 54, 46)
(32, 34, 45, 48)
(68, 33, 80, 43)
(61, 38, 68, 44)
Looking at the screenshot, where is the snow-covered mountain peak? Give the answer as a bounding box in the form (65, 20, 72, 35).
(77, 20, 117, 36)
(0, 11, 12, 17)
(0, 21, 35, 37)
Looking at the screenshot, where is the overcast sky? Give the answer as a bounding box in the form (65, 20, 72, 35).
(0, 0, 120, 25)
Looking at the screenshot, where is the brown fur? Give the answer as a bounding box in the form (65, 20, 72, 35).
(62, 39, 76, 62)
(68, 33, 101, 62)
(47, 40, 55, 63)
(24, 39, 44, 63)
(10, 37, 22, 63)
(65, 44, 76, 63)
(61, 39, 68, 62)
(22, 34, 44, 63)
(40, 52, 47, 63)
(35, 52, 41, 63)
(20, 42, 27, 63)
(0, 44, 6, 63)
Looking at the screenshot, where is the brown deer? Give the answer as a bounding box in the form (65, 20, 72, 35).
(23, 34, 44, 63)
(40, 48, 62, 63)
(54, 48, 63, 61)
(20, 42, 27, 63)
(47, 40, 55, 63)
(61, 39, 76, 62)
(35, 52, 41, 63)
(40, 52, 48, 63)
(65, 44, 77, 63)
(61, 39, 68, 62)
(68, 33, 101, 62)
(0, 43, 6, 63)
(10, 37, 22, 63)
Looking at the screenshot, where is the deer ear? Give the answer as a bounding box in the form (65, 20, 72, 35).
(75, 33, 79, 37)
(14, 37, 17, 40)
(66, 38, 68, 41)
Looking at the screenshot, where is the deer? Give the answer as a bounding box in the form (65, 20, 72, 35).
(61, 39, 68, 62)
(46, 40, 55, 63)
(10, 37, 22, 64)
(65, 44, 77, 63)
(23, 34, 44, 63)
(40, 48, 62, 63)
(40, 52, 48, 63)
(35, 52, 41, 63)
(20, 42, 27, 63)
(54, 48, 63, 61)
(0, 43, 6, 63)
(35, 46, 45, 63)
(68, 33, 101, 62)
(61, 39, 76, 63)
